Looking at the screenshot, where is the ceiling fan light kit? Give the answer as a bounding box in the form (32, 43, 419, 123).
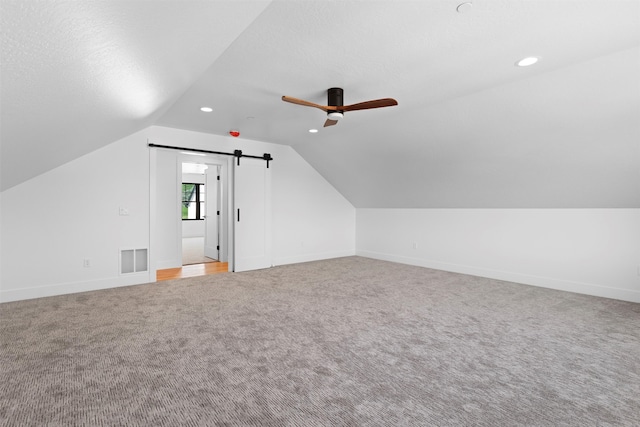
(282, 87, 397, 128)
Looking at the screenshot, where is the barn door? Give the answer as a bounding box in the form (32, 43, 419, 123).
(233, 157, 271, 272)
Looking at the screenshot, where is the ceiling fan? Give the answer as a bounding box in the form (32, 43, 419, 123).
(282, 87, 398, 127)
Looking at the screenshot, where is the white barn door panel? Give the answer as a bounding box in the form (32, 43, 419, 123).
(234, 158, 272, 272)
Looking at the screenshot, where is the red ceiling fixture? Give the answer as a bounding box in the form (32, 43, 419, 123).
(229, 130, 240, 137)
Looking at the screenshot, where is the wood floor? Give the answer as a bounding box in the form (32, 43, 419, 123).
(157, 262, 228, 281)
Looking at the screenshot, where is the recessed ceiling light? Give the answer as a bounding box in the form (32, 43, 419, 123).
(516, 57, 539, 67)
(309, 129, 318, 133)
(200, 107, 213, 112)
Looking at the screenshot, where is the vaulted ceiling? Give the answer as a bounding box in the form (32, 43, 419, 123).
(2, 0, 639, 207)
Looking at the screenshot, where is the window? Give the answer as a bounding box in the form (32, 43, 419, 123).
(182, 183, 205, 220)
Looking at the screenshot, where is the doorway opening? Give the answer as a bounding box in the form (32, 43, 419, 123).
(180, 156, 229, 268)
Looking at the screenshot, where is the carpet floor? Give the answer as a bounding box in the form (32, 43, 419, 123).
(1, 257, 639, 426)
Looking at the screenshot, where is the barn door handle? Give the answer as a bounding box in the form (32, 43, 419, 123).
(237, 208, 240, 222)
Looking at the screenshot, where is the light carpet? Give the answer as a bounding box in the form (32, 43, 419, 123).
(1, 257, 639, 426)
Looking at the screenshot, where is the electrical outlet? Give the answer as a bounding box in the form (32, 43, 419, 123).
(412, 242, 418, 249)
(119, 207, 129, 216)
(83, 258, 91, 268)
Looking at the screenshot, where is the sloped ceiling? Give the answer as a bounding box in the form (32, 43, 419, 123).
(0, 0, 271, 191)
(2, 1, 639, 208)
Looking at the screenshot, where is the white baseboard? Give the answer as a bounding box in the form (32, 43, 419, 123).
(0, 273, 153, 303)
(357, 250, 640, 303)
(273, 249, 356, 267)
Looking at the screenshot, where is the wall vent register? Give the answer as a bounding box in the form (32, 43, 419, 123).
(120, 249, 148, 274)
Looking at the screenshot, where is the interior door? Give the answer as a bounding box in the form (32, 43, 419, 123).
(234, 157, 271, 272)
(204, 165, 219, 260)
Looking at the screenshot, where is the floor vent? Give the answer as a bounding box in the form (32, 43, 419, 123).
(120, 248, 148, 274)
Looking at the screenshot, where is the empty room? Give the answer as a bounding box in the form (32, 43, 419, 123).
(1, 1, 639, 425)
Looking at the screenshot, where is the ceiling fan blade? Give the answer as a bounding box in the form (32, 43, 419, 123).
(342, 98, 398, 112)
(282, 96, 330, 112)
(324, 119, 339, 127)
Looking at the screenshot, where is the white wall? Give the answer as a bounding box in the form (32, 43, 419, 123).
(0, 126, 356, 302)
(182, 220, 205, 238)
(357, 209, 640, 302)
(149, 126, 356, 269)
(1, 129, 152, 302)
(3, 124, 636, 305)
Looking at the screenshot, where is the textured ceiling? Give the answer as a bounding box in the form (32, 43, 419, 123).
(2, 0, 639, 208)
(0, 0, 271, 191)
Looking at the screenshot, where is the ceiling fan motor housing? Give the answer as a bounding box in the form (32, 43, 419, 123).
(328, 87, 344, 110)
(327, 87, 344, 120)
